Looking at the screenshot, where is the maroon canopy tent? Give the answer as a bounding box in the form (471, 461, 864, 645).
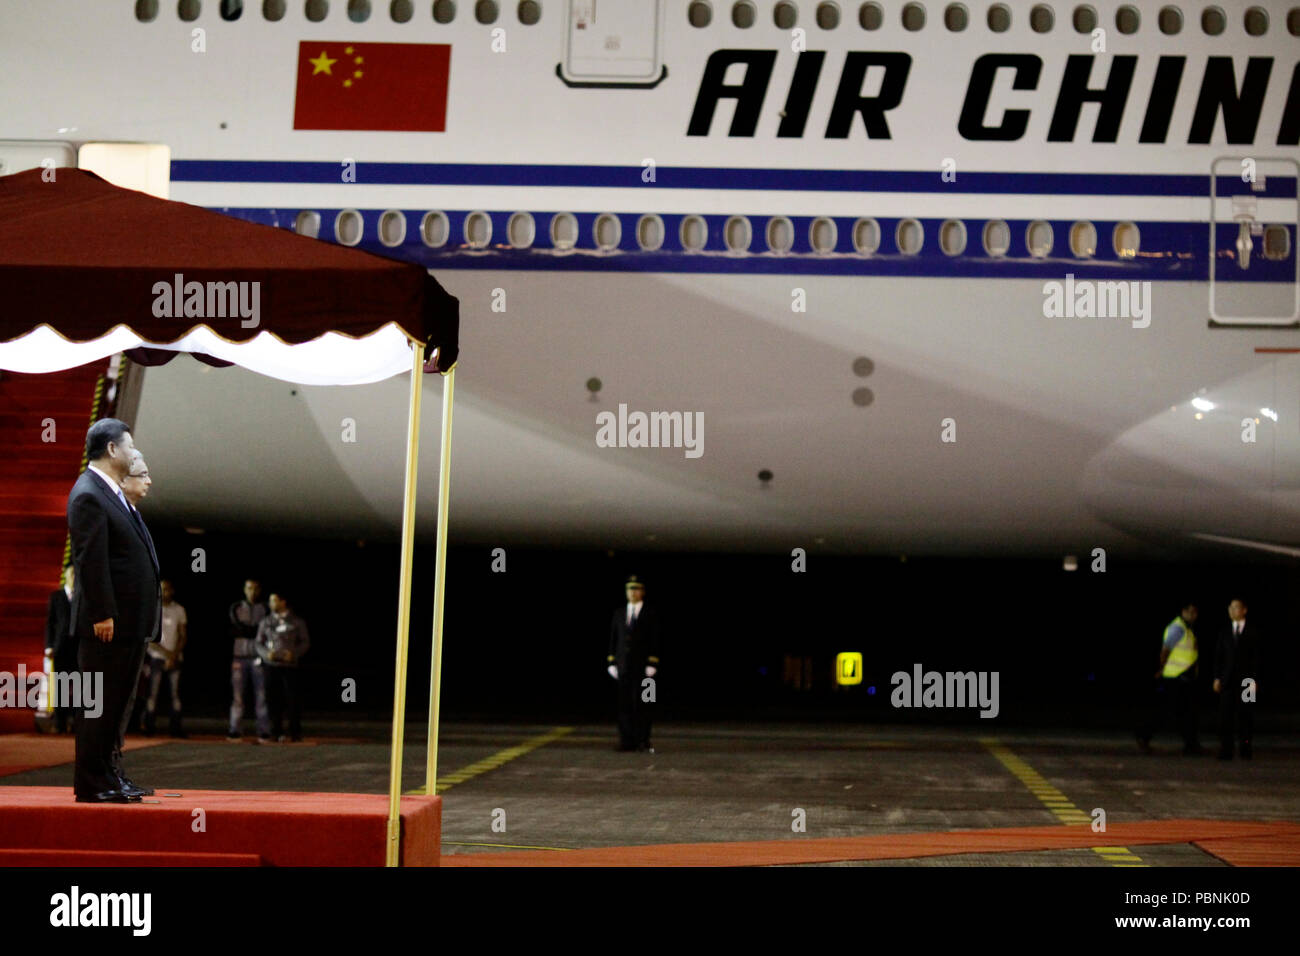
(0, 167, 461, 865)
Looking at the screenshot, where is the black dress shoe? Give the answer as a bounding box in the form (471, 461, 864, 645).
(75, 790, 139, 804)
(119, 779, 154, 797)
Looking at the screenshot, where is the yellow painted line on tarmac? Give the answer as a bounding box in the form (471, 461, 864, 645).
(442, 842, 572, 851)
(406, 727, 574, 795)
(981, 738, 1148, 868)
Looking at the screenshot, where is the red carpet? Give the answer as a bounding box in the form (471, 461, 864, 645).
(0, 733, 170, 778)
(441, 819, 1300, 867)
(0, 786, 441, 866)
(0, 364, 104, 733)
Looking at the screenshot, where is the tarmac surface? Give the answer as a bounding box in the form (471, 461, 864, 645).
(3, 718, 1296, 865)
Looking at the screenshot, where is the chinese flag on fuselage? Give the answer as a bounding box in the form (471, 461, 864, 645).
(293, 41, 450, 132)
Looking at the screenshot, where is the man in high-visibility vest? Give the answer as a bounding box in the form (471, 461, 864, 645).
(1137, 603, 1204, 755)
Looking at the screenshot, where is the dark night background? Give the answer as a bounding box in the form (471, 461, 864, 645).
(144, 523, 1300, 732)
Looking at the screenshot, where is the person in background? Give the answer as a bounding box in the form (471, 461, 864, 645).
(1137, 602, 1203, 756)
(121, 452, 156, 739)
(228, 578, 267, 740)
(143, 579, 188, 738)
(44, 565, 77, 733)
(254, 592, 310, 743)
(1214, 598, 1259, 761)
(606, 575, 662, 754)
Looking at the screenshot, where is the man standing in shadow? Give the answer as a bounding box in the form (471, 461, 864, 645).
(66, 419, 160, 803)
(607, 576, 662, 753)
(1214, 598, 1259, 760)
(44, 566, 76, 733)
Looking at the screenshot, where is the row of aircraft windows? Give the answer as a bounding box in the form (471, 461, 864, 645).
(291, 209, 1295, 261)
(137, 1, 542, 24)
(134, 1, 1300, 36)
(696, 3, 1299, 37)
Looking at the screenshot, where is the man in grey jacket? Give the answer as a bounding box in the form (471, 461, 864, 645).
(254, 592, 310, 742)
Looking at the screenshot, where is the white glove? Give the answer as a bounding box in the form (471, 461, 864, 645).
(645, 666, 657, 677)
(607, 665, 618, 679)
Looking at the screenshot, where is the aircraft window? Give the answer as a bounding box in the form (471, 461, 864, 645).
(1244, 7, 1268, 35)
(810, 217, 839, 253)
(1156, 6, 1181, 33)
(1201, 6, 1225, 34)
(774, 1, 798, 29)
(1290, 8, 1300, 36)
(379, 210, 407, 247)
(987, 4, 1011, 32)
(982, 220, 1010, 257)
(1026, 220, 1053, 257)
(507, 212, 535, 248)
(464, 210, 492, 248)
(901, 3, 925, 31)
(294, 211, 321, 238)
(858, 2, 883, 29)
(178, 0, 201, 22)
(594, 213, 623, 251)
(335, 209, 364, 246)
(263, 0, 286, 19)
(305, 0, 329, 23)
(348, 0, 371, 21)
(766, 216, 795, 254)
(550, 212, 578, 250)
(1262, 225, 1291, 261)
(852, 217, 880, 254)
(1030, 4, 1053, 32)
(1068, 221, 1096, 258)
(732, 1, 757, 28)
(680, 215, 709, 252)
(1112, 221, 1140, 258)
(433, 0, 455, 23)
(895, 218, 923, 255)
(1115, 5, 1140, 34)
(135, 0, 159, 21)
(420, 211, 449, 247)
(1071, 5, 1097, 32)
(852, 387, 874, 407)
(637, 215, 665, 251)
(220, 0, 244, 19)
(475, 0, 498, 23)
(939, 219, 967, 256)
(816, 2, 841, 29)
(517, 0, 540, 25)
(724, 216, 753, 252)
(853, 356, 874, 376)
(943, 4, 968, 31)
(688, 1, 712, 27)
(391, 0, 413, 20)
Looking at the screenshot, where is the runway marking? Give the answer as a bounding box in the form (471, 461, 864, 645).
(405, 726, 573, 795)
(981, 738, 1148, 868)
(442, 841, 572, 851)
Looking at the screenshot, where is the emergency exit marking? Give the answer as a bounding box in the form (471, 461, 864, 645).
(836, 652, 862, 686)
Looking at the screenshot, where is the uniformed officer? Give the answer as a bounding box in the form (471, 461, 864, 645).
(1137, 602, 1203, 755)
(607, 576, 662, 753)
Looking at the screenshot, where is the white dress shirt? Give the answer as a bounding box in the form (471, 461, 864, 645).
(87, 463, 131, 514)
(627, 600, 643, 627)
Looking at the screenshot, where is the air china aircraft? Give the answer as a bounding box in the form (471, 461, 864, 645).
(1, 0, 1297, 557)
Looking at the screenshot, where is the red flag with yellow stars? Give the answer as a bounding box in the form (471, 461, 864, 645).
(293, 41, 450, 132)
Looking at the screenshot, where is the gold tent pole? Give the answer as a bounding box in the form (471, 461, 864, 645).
(425, 365, 455, 795)
(385, 342, 425, 867)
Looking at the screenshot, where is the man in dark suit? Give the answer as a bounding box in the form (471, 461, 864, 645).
(66, 419, 161, 803)
(44, 565, 77, 733)
(607, 576, 662, 753)
(1214, 598, 1259, 760)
